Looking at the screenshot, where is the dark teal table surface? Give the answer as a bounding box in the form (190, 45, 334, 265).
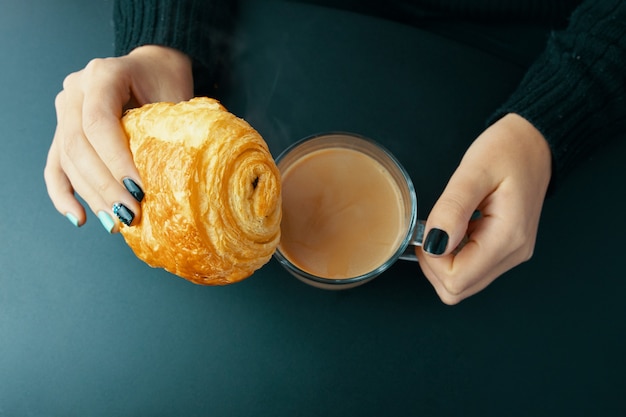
(1, 1, 625, 416)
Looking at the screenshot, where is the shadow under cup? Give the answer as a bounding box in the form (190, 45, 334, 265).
(274, 133, 419, 290)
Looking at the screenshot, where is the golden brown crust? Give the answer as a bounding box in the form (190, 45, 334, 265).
(119, 97, 281, 285)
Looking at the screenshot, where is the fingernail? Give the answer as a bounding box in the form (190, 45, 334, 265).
(424, 228, 449, 255)
(65, 212, 80, 228)
(112, 203, 134, 226)
(97, 210, 115, 233)
(123, 178, 144, 202)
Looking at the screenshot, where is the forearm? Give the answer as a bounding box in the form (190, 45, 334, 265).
(489, 0, 626, 191)
(113, 0, 236, 96)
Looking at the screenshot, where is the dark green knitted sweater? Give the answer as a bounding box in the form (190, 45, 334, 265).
(114, 0, 626, 190)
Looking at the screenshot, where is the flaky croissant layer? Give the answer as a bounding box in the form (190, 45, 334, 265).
(120, 97, 281, 285)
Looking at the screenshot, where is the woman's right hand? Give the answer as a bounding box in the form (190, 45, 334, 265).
(44, 45, 194, 232)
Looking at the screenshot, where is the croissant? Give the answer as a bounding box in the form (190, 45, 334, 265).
(119, 97, 282, 285)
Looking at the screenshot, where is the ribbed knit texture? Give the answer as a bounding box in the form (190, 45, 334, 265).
(113, 0, 625, 191)
(488, 0, 626, 190)
(114, 0, 236, 95)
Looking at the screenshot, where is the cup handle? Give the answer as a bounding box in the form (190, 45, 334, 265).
(399, 210, 480, 262)
(398, 220, 426, 262)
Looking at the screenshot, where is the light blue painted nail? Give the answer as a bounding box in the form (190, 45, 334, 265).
(65, 212, 80, 228)
(97, 211, 115, 233)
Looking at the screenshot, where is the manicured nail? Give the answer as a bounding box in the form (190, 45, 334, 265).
(112, 203, 134, 226)
(123, 178, 144, 202)
(424, 228, 449, 255)
(65, 212, 80, 228)
(97, 210, 115, 233)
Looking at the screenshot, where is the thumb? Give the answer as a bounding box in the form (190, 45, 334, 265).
(423, 167, 491, 256)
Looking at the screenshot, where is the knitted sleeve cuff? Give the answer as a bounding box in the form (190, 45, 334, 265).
(113, 0, 235, 95)
(488, 0, 626, 190)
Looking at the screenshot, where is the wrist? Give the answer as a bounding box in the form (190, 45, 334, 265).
(497, 113, 553, 194)
(505, 113, 551, 167)
(128, 45, 192, 72)
(125, 45, 194, 104)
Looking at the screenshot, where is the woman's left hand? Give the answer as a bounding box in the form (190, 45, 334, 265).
(416, 113, 552, 305)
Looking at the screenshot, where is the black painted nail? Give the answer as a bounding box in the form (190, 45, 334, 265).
(112, 203, 134, 226)
(424, 228, 449, 255)
(123, 178, 144, 202)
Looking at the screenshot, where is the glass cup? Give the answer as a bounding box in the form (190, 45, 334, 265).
(274, 132, 424, 290)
